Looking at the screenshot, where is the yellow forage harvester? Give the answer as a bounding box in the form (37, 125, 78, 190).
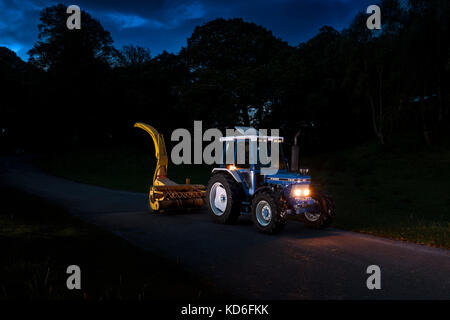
(134, 122, 206, 212)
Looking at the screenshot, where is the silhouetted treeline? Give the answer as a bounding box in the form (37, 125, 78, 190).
(0, 0, 448, 153)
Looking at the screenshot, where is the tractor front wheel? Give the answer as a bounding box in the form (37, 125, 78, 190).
(301, 191, 336, 229)
(251, 191, 287, 234)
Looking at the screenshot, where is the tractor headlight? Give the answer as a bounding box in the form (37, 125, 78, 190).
(293, 187, 310, 197)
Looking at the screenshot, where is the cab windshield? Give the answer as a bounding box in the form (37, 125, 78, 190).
(256, 142, 287, 171)
(223, 140, 287, 170)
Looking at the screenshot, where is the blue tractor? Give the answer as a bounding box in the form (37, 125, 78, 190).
(206, 128, 335, 233)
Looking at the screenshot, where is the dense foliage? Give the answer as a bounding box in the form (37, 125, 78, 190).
(0, 0, 448, 152)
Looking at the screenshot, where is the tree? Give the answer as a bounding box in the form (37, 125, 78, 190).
(342, 0, 409, 145)
(27, 4, 118, 146)
(0, 47, 29, 150)
(117, 45, 151, 67)
(403, 0, 450, 145)
(28, 4, 117, 72)
(269, 26, 355, 147)
(180, 18, 290, 127)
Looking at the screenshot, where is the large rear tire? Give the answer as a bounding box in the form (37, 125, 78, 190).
(301, 191, 335, 229)
(251, 191, 287, 234)
(206, 173, 243, 224)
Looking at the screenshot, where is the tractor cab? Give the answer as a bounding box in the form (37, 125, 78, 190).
(214, 130, 310, 197)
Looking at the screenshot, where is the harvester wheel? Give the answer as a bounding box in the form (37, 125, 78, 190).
(251, 191, 287, 234)
(148, 187, 160, 213)
(301, 191, 335, 229)
(206, 173, 242, 224)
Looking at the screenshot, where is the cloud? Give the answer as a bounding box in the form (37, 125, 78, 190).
(0, 0, 43, 59)
(101, 1, 206, 30)
(105, 12, 159, 29)
(175, 2, 206, 20)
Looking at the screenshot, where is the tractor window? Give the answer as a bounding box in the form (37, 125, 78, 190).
(256, 142, 287, 171)
(236, 140, 250, 168)
(223, 139, 286, 170)
(223, 141, 234, 165)
(223, 139, 250, 168)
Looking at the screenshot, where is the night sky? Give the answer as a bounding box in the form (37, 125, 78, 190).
(0, 0, 374, 61)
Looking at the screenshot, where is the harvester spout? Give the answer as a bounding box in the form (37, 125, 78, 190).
(134, 122, 206, 212)
(134, 122, 168, 184)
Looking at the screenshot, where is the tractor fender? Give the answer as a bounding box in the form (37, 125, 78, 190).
(252, 186, 272, 198)
(211, 168, 242, 184)
(252, 185, 285, 199)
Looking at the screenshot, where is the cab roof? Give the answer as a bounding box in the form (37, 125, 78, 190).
(219, 126, 284, 142)
(219, 136, 284, 142)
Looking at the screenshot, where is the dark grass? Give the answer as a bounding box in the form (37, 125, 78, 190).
(37, 145, 212, 193)
(35, 141, 450, 248)
(0, 184, 230, 300)
(302, 140, 450, 248)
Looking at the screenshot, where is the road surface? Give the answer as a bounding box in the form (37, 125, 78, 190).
(1, 157, 449, 299)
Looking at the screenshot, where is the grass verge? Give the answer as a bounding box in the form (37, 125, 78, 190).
(303, 141, 450, 248)
(37, 145, 212, 193)
(0, 183, 229, 299)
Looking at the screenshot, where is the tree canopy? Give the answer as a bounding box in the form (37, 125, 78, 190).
(1, 1, 448, 152)
(28, 4, 116, 72)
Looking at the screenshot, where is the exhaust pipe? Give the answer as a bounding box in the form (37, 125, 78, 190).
(290, 130, 301, 172)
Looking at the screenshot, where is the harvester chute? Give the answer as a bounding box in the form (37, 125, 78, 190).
(134, 122, 206, 212)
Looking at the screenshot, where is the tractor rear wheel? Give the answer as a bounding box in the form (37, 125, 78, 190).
(301, 191, 336, 229)
(206, 173, 242, 224)
(251, 191, 287, 234)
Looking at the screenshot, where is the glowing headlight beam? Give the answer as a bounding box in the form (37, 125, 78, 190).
(293, 187, 310, 197)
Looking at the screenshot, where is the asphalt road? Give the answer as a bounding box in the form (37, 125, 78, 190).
(1, 157, 449, 299)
